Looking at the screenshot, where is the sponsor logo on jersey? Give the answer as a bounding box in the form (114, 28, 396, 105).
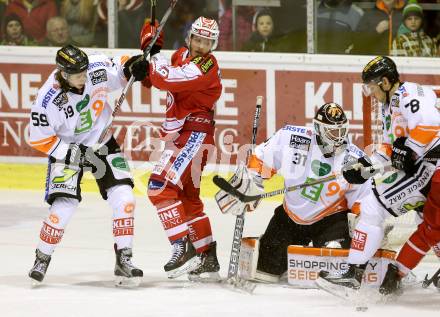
(49, 213, 59, 224)
(311, 160, 331, 176)
(52, 92, 68, 110)
(200, 58, 214, 74)
(191, 56, 203, 64)
(52, 168, 78, 184)
(289, 134, 311, 151)
(76, 94, 90, 112)
(289, 259, 347, 271)
(40, 222, 64, 244)
(89, 69, 107, 85)
(111, 157, 129, 171)
(282, 125, 307, 133)
(42, 88, 57, 108)
(351, 230, 367, 251)
(300, 177, 324, 202)
(113, 217, 134, 236)
(88, 61, 106, 70)
(124, 203, 134, 214)
(167, 132, 205, 184)
(347, 144, 365, 158)
(382, 172, 398, 184)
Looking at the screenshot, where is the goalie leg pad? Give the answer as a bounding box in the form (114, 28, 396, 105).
(257, 205, 310, 276)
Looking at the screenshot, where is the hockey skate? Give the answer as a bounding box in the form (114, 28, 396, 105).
(29, 249, 51, 286)
(114, 244, 143, 287)
(164, 236, 201, 279)
(315, 263, 366, 300)
(188, 241, 221, 282)
(379, 263, 403, 296)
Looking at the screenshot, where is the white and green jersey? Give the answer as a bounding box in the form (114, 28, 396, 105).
(29, 54, 128, 160)
(253, 125, 369, 225)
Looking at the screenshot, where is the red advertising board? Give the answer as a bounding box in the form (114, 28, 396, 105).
(1, 53, 440, 164)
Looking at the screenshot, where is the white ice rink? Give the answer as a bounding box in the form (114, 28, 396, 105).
(1, 189, 439, 317)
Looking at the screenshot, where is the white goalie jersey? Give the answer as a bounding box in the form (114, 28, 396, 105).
(249, 125, 370, 225)
(29, 54, 128, 160)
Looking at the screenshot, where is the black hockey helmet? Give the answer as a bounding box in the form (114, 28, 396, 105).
(56, 45, 89, 74)
(313, 103, 348, 154)
(362, 56, 399, 85)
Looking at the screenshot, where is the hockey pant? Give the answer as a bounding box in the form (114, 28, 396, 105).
(147, 131, 215, 253)
(258, 205, 351, 276)
(37, 184, 136, 255)
(396, 169, 440, 274)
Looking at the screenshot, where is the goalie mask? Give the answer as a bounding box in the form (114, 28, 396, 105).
(313, 103, 348, 156)
(186, 16, 220, 51)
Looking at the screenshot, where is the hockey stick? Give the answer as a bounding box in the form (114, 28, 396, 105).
(224, 96, 263, 294)
(422, 267, 440, 288)
(214, 163, 389, 203)
(95, 0, 178, 148)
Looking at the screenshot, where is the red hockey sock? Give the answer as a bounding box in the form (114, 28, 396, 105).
(396, 229, 430, 274)
(157, 201, 189, 241)
(187, 214, 213, 253)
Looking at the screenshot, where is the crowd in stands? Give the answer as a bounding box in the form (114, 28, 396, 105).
(1, 0, 440, 57)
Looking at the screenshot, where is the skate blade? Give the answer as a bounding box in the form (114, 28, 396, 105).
(188, 271, 222, 283)
(30, 278, 43, 288)
(224, 277, 257, 294)
(114, 276, 141, 288)
(315, 277, 359, 301)
(166, 256, 201, 279)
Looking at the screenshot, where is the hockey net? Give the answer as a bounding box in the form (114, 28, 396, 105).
(362, 89, 440, 247)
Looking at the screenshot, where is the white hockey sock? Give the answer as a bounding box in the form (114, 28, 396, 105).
(37, 197, 78, 255)
(107, 185, 135, 250)
(348, 220, 384, 265)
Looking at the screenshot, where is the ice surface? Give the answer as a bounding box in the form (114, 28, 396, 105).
(0, 190, 439, 317)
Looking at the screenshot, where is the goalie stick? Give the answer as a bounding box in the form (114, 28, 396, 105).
(214, 164, 384, 203)
(95, 0, 178, 149)
(224, 96, 263, 294)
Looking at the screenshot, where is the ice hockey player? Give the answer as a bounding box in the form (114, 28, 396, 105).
(218, 102, 371, 282)
(316, 56, 440, 296)
(28, 45, 144, 287)
(127, 17, 222, 280)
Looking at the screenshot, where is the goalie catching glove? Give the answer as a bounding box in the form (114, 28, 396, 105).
(215, 163, 264, 215)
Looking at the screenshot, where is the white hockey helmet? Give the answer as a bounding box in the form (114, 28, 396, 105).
(186, 16, 220, 51)
(313, 102, 349, 155)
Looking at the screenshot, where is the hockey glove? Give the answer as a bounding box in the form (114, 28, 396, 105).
(391, 137, 415, 173)
(65, 143, 90, 169)
(342, 156, 373, 184)
(140, 19, 164, 55)
(123, 55, 149, 82)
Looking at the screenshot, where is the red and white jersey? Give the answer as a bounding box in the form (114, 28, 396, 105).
(29, 54, 128, 160)
(376, 82, 440, 161)
(248, 125, 369, 225)
(149, 47, 222, 135)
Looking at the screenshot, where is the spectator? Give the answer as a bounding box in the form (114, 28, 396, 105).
(1, 13, 37, 45)
(41, 16, 78, 46)
(60, 0, 98, 47)
(316, 0, 364, 54)
(218, 0, 254, 51)
(5, 0, 58, 43)
(97, 0, 147, 48)
(354, 0, 404, 55)
(391, 0, 437, 57)
(242, 9, 277, 52)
